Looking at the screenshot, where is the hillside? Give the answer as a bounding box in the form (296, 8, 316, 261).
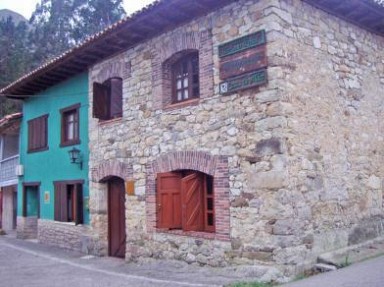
(0, 9, 28, 25)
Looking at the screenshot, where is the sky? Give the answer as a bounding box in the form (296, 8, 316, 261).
(0, 0, 156, 20)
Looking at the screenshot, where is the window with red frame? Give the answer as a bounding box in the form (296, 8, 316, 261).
(60, 104, 80, 146)
(54, 181, 83, 225)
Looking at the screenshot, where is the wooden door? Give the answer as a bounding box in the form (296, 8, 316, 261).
(108, 177, 126, 258)
(12, 189, 17, 229)
(0, 190, 3, 229)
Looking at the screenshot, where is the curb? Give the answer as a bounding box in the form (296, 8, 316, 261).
(317, 236, 384, 268)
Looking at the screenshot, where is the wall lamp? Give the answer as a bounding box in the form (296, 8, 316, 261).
(68, 147, 83, 170)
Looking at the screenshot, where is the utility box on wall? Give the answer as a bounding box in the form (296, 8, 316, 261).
(15, 165, 24, 176)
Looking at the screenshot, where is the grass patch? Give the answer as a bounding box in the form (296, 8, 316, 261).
(340, 254, 351, 268)
(229, 282, 276, 287)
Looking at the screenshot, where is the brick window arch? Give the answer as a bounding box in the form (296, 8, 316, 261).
(163, 50, 200, 104)
(151, 30, 213, 110)
(146, 151, 230, 240)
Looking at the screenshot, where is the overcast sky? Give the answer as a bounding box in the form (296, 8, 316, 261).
(0, 0, 156, 19)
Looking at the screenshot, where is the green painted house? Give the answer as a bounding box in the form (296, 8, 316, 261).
(15, 73, 90, 246)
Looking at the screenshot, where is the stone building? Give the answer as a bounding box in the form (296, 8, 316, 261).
(88, 0, 384, 278)
(1, 0, 384, 281)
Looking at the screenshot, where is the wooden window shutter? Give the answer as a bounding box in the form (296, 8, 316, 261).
(157, 172, 182, 229)
(27, 115, 48, 151)
(54, 183, 67, 222)
(181, 172, 204, 231)
(41, 116, 47, 148)
(110, 78, 122, 118)
(54, 183, 62, 221)
(27, 120, 33, 151)
(22, 187, 27, 217)
(74, 184, 83, 225)
(93, 82, 109, 120)
(35, 118, 41, 148)
(0, 191, 2, 227)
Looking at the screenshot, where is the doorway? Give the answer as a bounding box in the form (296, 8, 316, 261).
(1, 185, 18, 231)
(22, 183, 40, 239)
(107, 177, 126, 258)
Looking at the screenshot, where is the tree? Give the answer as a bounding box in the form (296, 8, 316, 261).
(0, 0, 126, 117)
(29, 0, 126, 67)
(0, 16, 28, 116)
(72, 0, 126, 43)
(29, 0, 77, 68)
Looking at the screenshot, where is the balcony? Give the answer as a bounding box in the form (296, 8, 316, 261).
(0, 155, 19, 186)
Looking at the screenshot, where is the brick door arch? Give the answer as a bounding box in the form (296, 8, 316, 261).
(91, 160, 133, 183)
(146, 151, 230, 240)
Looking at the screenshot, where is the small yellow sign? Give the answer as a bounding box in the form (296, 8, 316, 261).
(44, 191, 50, 204)
(84, 197, 89, 210)
(125, 181, 135, 196)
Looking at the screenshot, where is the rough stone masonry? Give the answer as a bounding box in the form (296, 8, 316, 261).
(81, 0, 384, 281)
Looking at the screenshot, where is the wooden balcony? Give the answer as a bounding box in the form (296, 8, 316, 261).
(0, 155, 19, 186)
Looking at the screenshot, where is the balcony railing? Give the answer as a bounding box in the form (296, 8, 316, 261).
(0, 155, 19, 184)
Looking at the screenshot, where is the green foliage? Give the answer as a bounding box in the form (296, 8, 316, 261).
(340, 254, 351, 268)
(29, 0, 126, 66)
(0, 0, 126, 118)
(0, 16, 27, 116)
(72, 0, 125, 43)
(229, 282, 276, 287)
(0, 16, 30, 87)
(29, 0, 76, 66)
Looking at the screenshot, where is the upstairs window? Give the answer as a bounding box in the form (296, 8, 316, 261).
(27, 115, 48, 153)
(156, 170, 214, 233)
(54, 181, 83, 225)
(93, 77, 123, 121)
(172, 52, 199, 103)
(60, 104, 80, 146)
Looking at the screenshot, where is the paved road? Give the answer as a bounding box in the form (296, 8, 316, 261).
(0, 236, 235, 287)
(282, 256, 384, 287)
(2, 235, 384, 287)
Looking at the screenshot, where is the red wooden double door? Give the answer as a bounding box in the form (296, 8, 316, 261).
(108, 177, 126, 258)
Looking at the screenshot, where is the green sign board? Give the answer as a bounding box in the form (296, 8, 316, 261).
(219, 69, 267, 95)
(218, 30, 266, 58)
(219, 45, 267, 79)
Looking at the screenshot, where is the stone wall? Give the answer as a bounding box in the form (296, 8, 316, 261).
(270, 0, 384, 268)
(89, 0, 286, 271)
(17, 216, 37, 239)
(38, 219, 99, 254)
(87, 0, 384, 279)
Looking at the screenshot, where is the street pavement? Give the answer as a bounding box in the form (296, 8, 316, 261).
(1, 234, 384, 287)
(0, 235, 239, 287)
